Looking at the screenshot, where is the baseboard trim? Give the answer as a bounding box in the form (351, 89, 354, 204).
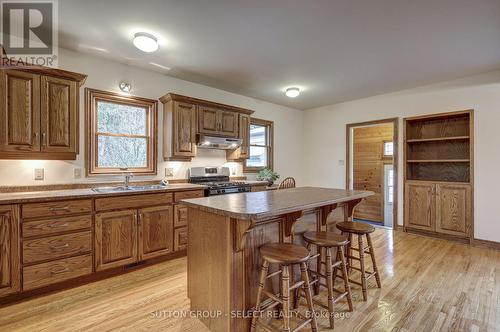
(472, 238, 500, 251)
(404, 227, 470, 244)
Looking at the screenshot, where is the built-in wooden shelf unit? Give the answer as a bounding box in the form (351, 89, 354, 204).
(405, 111, 472, 183)
(404, 110, 473, 242)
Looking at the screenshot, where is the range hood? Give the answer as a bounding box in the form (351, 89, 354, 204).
(196, 134, 242, 150)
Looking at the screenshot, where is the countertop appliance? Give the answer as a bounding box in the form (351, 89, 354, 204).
(189, 166, 251, 196)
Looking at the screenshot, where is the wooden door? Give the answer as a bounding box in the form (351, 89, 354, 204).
(435, 184, 471, 237)
(404, 182, 435, 231)
(173, 102, 197, 158)
(0, 205, 20, 297)
(198, 106, 219, 135)
(95, 210, 138, 271)
(0, 70, 40, 153)
(40, 76, 78, 154)
(138, 206, 174, 260)
(219, 110, 239, 137)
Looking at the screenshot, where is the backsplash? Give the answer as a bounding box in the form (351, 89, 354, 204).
(0, 149, 243, 187)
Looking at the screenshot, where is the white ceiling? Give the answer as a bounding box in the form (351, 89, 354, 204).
(59, 0, 500, 110)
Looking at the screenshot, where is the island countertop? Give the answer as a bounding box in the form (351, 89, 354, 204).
(180, 186, 373, 221)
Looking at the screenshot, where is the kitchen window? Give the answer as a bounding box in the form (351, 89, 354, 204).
(244, 118, 274, 172)
(85, 88, 158, 175)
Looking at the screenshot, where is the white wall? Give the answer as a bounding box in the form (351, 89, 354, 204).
(303, 70, 500, 242)
(0, 48, 304, 186)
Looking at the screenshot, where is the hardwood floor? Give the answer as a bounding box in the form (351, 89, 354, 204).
(0, 228, 498, 331)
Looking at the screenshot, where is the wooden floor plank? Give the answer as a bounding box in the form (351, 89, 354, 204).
(0, 229, 498, 331)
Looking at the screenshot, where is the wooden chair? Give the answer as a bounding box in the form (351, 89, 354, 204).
(336, 221, 381, 301)
(278, 177, 296, 189)
(251, 243, 317, 332)
(300, 231, 353, 329)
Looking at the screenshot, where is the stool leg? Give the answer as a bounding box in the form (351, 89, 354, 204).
(281, 265, 291, 332)
(332, 247, 340, 287)
(346, 233, 353, 274)
(358, 235, 367, 301)
(325, 247, 335, 329)
(339, 246, 353, 312)
(251, 260, 269, 332)
(366, 233, 381, 288)
(314, 245, 321, 295)
(300, 262, 318, 332)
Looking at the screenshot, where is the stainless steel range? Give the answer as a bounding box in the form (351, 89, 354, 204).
(189, 167, 251, 196)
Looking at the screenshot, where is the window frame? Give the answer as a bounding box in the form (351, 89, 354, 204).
(243, 117, 274, 173)
(383, 140, 394, 159)
(85, 88, 158, 176)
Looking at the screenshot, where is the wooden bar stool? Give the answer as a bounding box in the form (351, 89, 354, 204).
(251, 243, 317, 332)
(299, 231, 353, 329)
(335, 221, 381, 301)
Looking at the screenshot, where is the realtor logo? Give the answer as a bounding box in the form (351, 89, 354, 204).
(1, 0, 58, 67)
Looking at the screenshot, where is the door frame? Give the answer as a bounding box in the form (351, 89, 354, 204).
(346, 118, 399, 229)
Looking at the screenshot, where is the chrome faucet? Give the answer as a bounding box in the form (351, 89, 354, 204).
(124, 172, 133, 189)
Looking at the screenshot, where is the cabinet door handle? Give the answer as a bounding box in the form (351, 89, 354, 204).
(42, 133, 47, 145)
(138, 213, 143, 223)
(51, 243, 69, 250)
(50, 267, 69, 275)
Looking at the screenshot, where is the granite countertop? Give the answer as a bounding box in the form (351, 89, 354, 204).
(0, 183, 207, 204)
(180, 186, 374, 221)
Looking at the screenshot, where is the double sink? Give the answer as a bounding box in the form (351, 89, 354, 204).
(92, 184, 168, 193)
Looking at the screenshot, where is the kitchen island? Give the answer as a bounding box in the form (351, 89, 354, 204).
(181, 187, 373, 332)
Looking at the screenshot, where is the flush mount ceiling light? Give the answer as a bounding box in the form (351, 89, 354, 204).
(119, 81, 131, 93)
(133, 32, 159, 53)
(285, 87, 300, 98)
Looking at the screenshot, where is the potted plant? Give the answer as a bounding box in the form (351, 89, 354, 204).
(256, 168, 280, 186)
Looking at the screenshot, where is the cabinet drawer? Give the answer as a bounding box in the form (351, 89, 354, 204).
(23, 215, 92, 238)
(22, 199, 92, 219)
(174, 205, 188, 228)
(23, 231, 92, 264)
(174, 190, 204, 203)
(95, 193, 173, 211)
(174, 227, 188, 251)
(23, 254, 92, 291)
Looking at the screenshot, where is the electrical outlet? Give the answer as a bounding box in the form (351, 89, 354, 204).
(338, 160, 345, 166)
(74, 168, 82, 179)
(165, 168, 174, 177)
(34, 168, 44, 180)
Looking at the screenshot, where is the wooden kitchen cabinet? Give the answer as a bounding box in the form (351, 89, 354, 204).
(138, 206, 174, 260)
(95, 209, 138, 271)
(227, 113, 250, 160)
(0, 205, 20, 297)
(0, 67, 86, 160)
(404, 182, 435, 231)
(40, 76, 78, 154)
(435, 183, 471, 237)
(161, 99, 197, 161)
(198, 106, 239, 138)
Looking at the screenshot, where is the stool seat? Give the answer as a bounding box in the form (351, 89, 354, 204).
(260, 243, 310, 264)
(336, 221, 375, 234)
(303, 231, 348, 247)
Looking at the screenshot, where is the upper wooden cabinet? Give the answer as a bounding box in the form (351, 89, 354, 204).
(0, 205, 20, 297)
(0, 67, 86, 160)
(227, 114, 250, 160)
(160, 93, 254, 161)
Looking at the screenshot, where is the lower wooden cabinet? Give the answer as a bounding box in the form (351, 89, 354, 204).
(174, 227, 188, 251)
(0, 205, 20, 297)
(404, 181, 471, 238)
(435, 184, 471, 236)
(95, 209, 138, 271)
(138, 206, 174, 260)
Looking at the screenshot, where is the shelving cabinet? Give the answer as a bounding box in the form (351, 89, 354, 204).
(404, 110, 473, 241)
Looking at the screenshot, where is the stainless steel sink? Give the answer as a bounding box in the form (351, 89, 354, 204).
(92, 184, 167, 193)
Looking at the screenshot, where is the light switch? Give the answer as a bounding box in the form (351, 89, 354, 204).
(338, 160, 345, 166)
(34, 168, 44, 180)
(165, 168, 174, 177)
(74, 168, 82, 179)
